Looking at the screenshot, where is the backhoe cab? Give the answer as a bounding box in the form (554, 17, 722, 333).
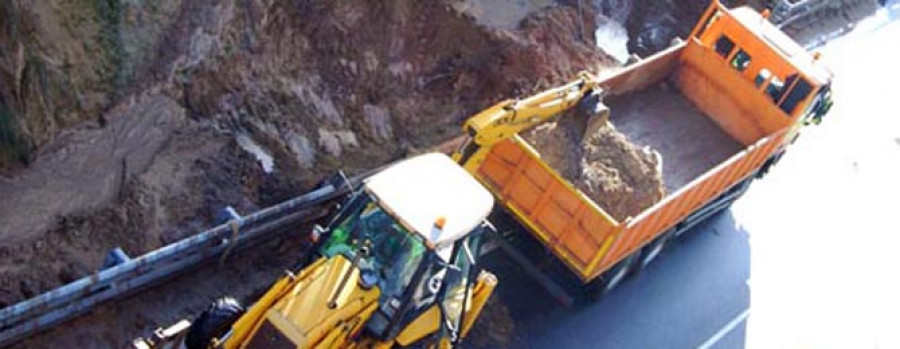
(137, 154, 497, 349)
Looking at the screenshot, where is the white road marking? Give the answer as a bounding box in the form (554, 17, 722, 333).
(697, 309, 750, 349)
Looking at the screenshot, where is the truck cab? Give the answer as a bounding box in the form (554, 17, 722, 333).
(180, 154, 497, 348)
(693, 4, 834, 142)
(451, 0, 834, 301)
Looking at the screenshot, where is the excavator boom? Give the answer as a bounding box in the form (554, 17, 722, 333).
(462, 71, 600, 147)
(455, 71, 609, 173)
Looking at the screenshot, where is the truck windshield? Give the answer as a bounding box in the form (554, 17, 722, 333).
(320, 194, 427, 301)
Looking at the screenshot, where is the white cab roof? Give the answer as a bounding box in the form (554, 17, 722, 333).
(364, 153, 493, 248)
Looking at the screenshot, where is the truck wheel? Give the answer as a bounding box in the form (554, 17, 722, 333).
(587, 254, 639, 301)
(185, 297, 246, 349)
(634, 229, 675, 274)
(757, 150, 785, 179)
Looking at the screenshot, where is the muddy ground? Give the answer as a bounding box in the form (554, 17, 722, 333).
(0, 1, 615, 347)
(0, 0, 865, 347)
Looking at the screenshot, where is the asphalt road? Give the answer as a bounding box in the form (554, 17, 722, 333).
(470, 6, 900, 349)
(473, 212, 750, 349)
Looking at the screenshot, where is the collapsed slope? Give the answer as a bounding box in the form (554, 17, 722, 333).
(0, 1, 614, 346)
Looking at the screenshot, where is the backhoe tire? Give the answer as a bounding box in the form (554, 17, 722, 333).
(185, 297, 246, 349)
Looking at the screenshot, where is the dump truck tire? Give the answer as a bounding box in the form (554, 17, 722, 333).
(634, 229, 675, 274)
(587, 253, 639, 301)
(185, 297, 246, 349)
(757, 150, 785, 179)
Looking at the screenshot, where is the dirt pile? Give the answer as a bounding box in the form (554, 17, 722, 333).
(0, 122, 277, 306)
(525, 115, 665, 222)
(179, 1, 618, 182)
(0, 0, 617, 346)
(0, 0, 613, 293)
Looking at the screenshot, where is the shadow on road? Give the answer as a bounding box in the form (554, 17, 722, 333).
(467, 209, 751, 348)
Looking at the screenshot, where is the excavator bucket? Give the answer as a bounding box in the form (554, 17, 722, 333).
(573, 89, 611, 142)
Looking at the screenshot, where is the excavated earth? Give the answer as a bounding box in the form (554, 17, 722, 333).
(0, 0, 864, 347)
(0, 0, 615, 347)
(525, 116, 665, 222)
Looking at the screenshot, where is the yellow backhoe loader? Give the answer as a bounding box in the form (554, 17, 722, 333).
(133, 154, 497, 348)
(2, 3, 831, 348)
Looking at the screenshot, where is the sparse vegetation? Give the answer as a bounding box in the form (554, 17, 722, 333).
(0, 0, 858, 346)
(0, 102, 30, 167)
(1, 1, 21, 39)
(94, 0, 125, 93)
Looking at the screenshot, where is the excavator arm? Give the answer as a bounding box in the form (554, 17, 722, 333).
(453, 71, 608, 171)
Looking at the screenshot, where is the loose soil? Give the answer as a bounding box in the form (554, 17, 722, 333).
(0, 0, 854, 346)
(608, 83, 744, 193)
(0, 1, 615, 347)
(525, 114, 666, 222)
(524, 81, 745, 222)
(14, 231, 317, 348)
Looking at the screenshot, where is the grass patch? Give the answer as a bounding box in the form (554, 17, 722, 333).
(0, 1, 21, 39)
(94, 0, 125, 93)
(0, 102, 32, 166)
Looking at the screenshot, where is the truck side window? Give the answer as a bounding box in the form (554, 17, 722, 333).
(714, 35, 735, 58)
(766, 76, 786, 103)
(779, 77, 813, 115)
(755, 69, 772, 88)
(730, 49, 752, 72)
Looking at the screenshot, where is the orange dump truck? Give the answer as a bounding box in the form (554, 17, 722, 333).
(454, 1, 833, 302)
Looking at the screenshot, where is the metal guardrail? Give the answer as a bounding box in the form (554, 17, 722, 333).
(0, 178, 357, 346)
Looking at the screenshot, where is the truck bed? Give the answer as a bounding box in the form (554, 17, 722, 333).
(608, 83, 743, 193)
(474, 39, 792, 281)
